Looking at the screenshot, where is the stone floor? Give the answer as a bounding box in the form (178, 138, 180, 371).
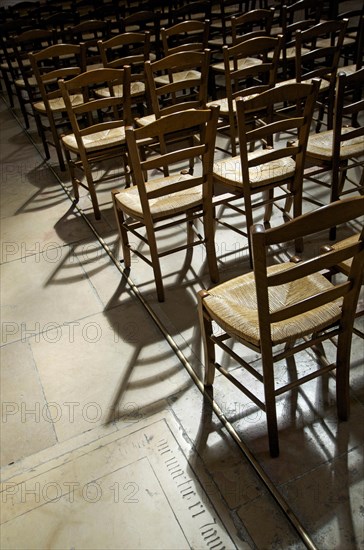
(0, 88, 363, 550)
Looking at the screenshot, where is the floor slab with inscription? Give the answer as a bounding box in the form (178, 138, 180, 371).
(1, 410, 245, 550)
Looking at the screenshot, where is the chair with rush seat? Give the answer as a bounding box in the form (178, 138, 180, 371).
(59, 66, 132, 219)
(29, 43, 84, 171)
(112, 106, 220, 302)
(212, 79, 320, 261)
(198, 196, 364, 457)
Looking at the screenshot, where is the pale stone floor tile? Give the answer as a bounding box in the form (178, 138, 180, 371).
(0, 340, 57, 467)
(1, 410, 248, 550)
(0, 248, 104, 346)
(29, 305, 192, 442)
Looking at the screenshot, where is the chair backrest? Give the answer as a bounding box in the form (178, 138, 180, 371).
(120, 11, 162, 58)
(231, 7, 275, 45)
(295, 19, 349, 83)
(168, 0, 212, 25)
(236, 79, 320, 195)
(161, 20, 210, 56)
(98, 31, 151, 78)
(223, 35, 283, 100)
(332, 67, 364, 169)
(28, 43, 83, 112)
(58, 66, 132, 154)
(280, 0, 322, 78)
(251, 196, 364, 346)
(125, 106, 220, 218)
(209, 0, 256, 45)
(8, 28, 56, 93)
(144, 49, 210, 118)
(66, 19, 111, 69)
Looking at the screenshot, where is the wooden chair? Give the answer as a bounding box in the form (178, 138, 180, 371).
(59, 66, 132, 219)
(120, 11, 162, 60)
(335, 7, 364, 66)
(66, 19, 111, 70)
(112, 106, 220, 302)
(231, 7, 276, 45)
(322, 232, 364, 340)
(208, 35, 283, 155)
(138, 49, 211, 127)
(209, 0, 257, 49)
(198, 195, 364, 457)
(339, 14, 364, 75)
(161, 20, 210, 56)
(29, 43, 84, 171)
(213, 80, 320, 261)
(3, 28, 55, 129)
(168, 0, 212, 26)
(278, 0, 322, 81)
(0, 19, 35, 109)
(303, 68, 364, 239)
(98, 31, 151, 116)
(291, 19, 349, 131)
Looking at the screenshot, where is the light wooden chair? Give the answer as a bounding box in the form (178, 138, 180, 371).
(138, 49, 211, 126)
(321, 233, 364, 340)
(112, 106, 220, 302)
(198, 196, 364, 457)
(29, 43, 84, 171)
(213, 80, 320, 262)
(303, 68, 364, 238)
(98, 31, 151, 116)
(208, 34, 283, 155)
(161, 19, 210, 56)
(59, 66, 132, 219)
(231, 7, 276, 45)
(3, 28, 55, 129)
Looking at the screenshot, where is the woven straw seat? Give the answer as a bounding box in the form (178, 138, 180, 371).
(211, 56, 261, 73)
(328, 234, 360, 274)
(203, 263, 342, 348)
(136, 113, 156, 126)
(95, 81, 145, 98)
(114, 173, 200, 219)
(112, 107, 220, 302)
(214, 152, 296, 188)
(62, 126, 126, 153)
(275, 77, 330, 92)
(33, 94, 84, 113)
(305, 129, 364, 161)
(198, 196, 364, 457)
(154, 69, 201, 85)
(14, 75, 37, 88)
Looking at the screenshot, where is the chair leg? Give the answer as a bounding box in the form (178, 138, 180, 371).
(34, 112, 50, 161)
(335, 328, 352, 421)
(63, 147, 79, 202)
(263, 189, 273, 226)
(48, 115, 65, 171)
(112, 191, 131, 269)
(198, 291, 216, 386)
(83, 161, 101, 220)
(261, 351, 279, 457)
(145, 223, 164, 302)
(203, 200, 219, 283)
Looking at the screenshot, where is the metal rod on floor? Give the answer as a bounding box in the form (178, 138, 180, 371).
(8, 99, 318, 550)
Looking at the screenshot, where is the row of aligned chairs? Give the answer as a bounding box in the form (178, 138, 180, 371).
(1, 0, 363, 461)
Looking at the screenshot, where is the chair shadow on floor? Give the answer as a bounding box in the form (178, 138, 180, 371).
(102, 278, 196, 425)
